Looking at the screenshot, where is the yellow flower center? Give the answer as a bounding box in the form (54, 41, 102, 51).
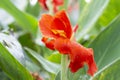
(52, 29, 66, 38)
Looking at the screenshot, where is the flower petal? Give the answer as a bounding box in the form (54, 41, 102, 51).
(39, 10, 72, 39)
(39, 14, 57, 38)
(41, 37, 55, 50)
(53, 0, 63, 5)
(54, 38, 71, 54)
(68, 42, 97, 76)
(54, 38, 97, 76)
(51, 18, 68, 38)
(54, 10, 72, 38)
(86, 48, 98, 76)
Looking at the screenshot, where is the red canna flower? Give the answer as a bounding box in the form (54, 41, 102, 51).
(39, 10, 97, 76)
(38, 0, 64, 13)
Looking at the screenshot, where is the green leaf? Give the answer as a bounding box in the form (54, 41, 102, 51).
(47, 52, 61, 64)
(91, 60, 120, 80)
(76, 0, 109, 41)
(0, 43, 33, 80)
(55, 72, 61, 80)
(67, 68, 88, 80)
(89, 14, 120, 78)
(26, 2, 41, 17)
(0, 33, 25, 65)
(18, 33, 37, 51)
(0, 69, 10, 80)
(98, 0, 120, 26)
(25, 47, 60, 74)
(0, 0, 38, 36)
(78, 0, 86, 14)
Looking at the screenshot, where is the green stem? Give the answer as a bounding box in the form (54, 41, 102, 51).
(61, 55, 68, 80)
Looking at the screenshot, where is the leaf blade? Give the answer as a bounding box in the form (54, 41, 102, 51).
(0, 43, 33, 80)
(0, 0, 38, 36)
(77, 0, 109, 41)
(89, 14, 120, 78)
(25, 47, 60, 74)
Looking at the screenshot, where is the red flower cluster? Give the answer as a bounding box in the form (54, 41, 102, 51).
(38, 0, 63, 13)
(39, 10, 97, 76)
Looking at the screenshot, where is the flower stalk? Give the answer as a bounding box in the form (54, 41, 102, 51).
(61, 55, 68, 80)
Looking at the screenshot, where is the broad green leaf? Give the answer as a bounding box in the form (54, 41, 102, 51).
(91, 60, 120, 80)
(25, 47, 60, 74)
(76, 0, 109, 41)
(89, 14, 120, 78)
(0, 43, 33, 80)
(98, 0, 120, 26)
(0, 33, 25, 65)
(47, 52, 61, 64)
(0, 0, 38, 36)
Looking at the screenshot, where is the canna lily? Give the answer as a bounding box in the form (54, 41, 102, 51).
(39, 10, 97, 76)
(38, 0, 63, 13)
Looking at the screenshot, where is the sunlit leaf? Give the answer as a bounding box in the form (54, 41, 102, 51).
(89, 14, 120, 79)
(0, 43, 33, 80)
(47, 52, 61, 64)
(0, 33, 25, 65)
(0, 0, 38, 36)
(25, 47, 60, 74)
(91, 60, 120, 80)
(76, 0, 109, 41)
(98, 0, 120, 26)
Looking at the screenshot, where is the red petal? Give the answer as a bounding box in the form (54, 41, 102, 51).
(86, 49, 98, 76)
(41, 37, 55, 50)
(54, 38, 71, 54)
(39, 14, 57, 38)
(51, 17, 68, 38)
(38, 0, 48, 10)
(54, 10, 72, 38)
(68, 42, 97, 76)
(54, 38, 97, 76)
(53, 0, 63, 5)
(39, 10, 72, 39)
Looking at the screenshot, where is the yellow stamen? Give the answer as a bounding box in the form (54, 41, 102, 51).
(52, 29, 66, 38)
